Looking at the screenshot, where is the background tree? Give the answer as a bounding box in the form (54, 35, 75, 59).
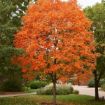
(84, 0, 105, 100)
(14, 0, 96, 104)
(0, 0, 34, 91)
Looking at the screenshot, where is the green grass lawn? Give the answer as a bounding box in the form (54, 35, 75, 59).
(0, 94, 105, 105)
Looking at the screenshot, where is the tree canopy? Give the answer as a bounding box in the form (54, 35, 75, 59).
(14, 0, 96, 82)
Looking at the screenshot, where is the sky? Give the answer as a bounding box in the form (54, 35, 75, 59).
(78, 0, 101, 8)
(63, 0, 102, 8)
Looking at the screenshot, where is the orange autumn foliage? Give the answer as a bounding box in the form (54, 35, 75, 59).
(14, 0, 96, 82)
(73, 70, 93, 85)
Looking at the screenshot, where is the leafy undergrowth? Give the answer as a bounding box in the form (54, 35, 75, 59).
(0, 94, 105, 105)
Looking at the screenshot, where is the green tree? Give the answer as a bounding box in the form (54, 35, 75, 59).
(84, 1, 105, 100)
(0, 0, 32, 91)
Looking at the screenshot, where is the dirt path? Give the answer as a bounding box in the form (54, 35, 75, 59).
(0, 92, 37, 98)
(73, 85, 105, 98)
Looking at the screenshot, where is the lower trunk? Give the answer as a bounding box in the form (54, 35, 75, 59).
(52, 80, 56, 105)
(95, 81, 99, 100)
(94, 70, 99, 100)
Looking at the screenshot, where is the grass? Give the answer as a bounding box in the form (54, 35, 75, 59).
(57, 94, 105, 105)
(0, 94, 105, 105)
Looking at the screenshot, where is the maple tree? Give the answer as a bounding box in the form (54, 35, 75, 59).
(14, 0, 96, 104)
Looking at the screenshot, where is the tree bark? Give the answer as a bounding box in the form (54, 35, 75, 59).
(94, 70, 99, 100)
(52, 74, 57, 105)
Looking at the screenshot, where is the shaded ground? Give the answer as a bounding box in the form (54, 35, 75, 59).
(0, 94, 105, 105)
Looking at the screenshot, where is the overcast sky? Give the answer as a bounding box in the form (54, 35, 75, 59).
(63, 0, 101, 8)
(78, 0, 101, 8)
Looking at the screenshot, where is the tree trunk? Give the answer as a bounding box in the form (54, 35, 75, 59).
(94, 70, 99, 100)
(52, 80, 56, 105)
(52, 74, 57, 105)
